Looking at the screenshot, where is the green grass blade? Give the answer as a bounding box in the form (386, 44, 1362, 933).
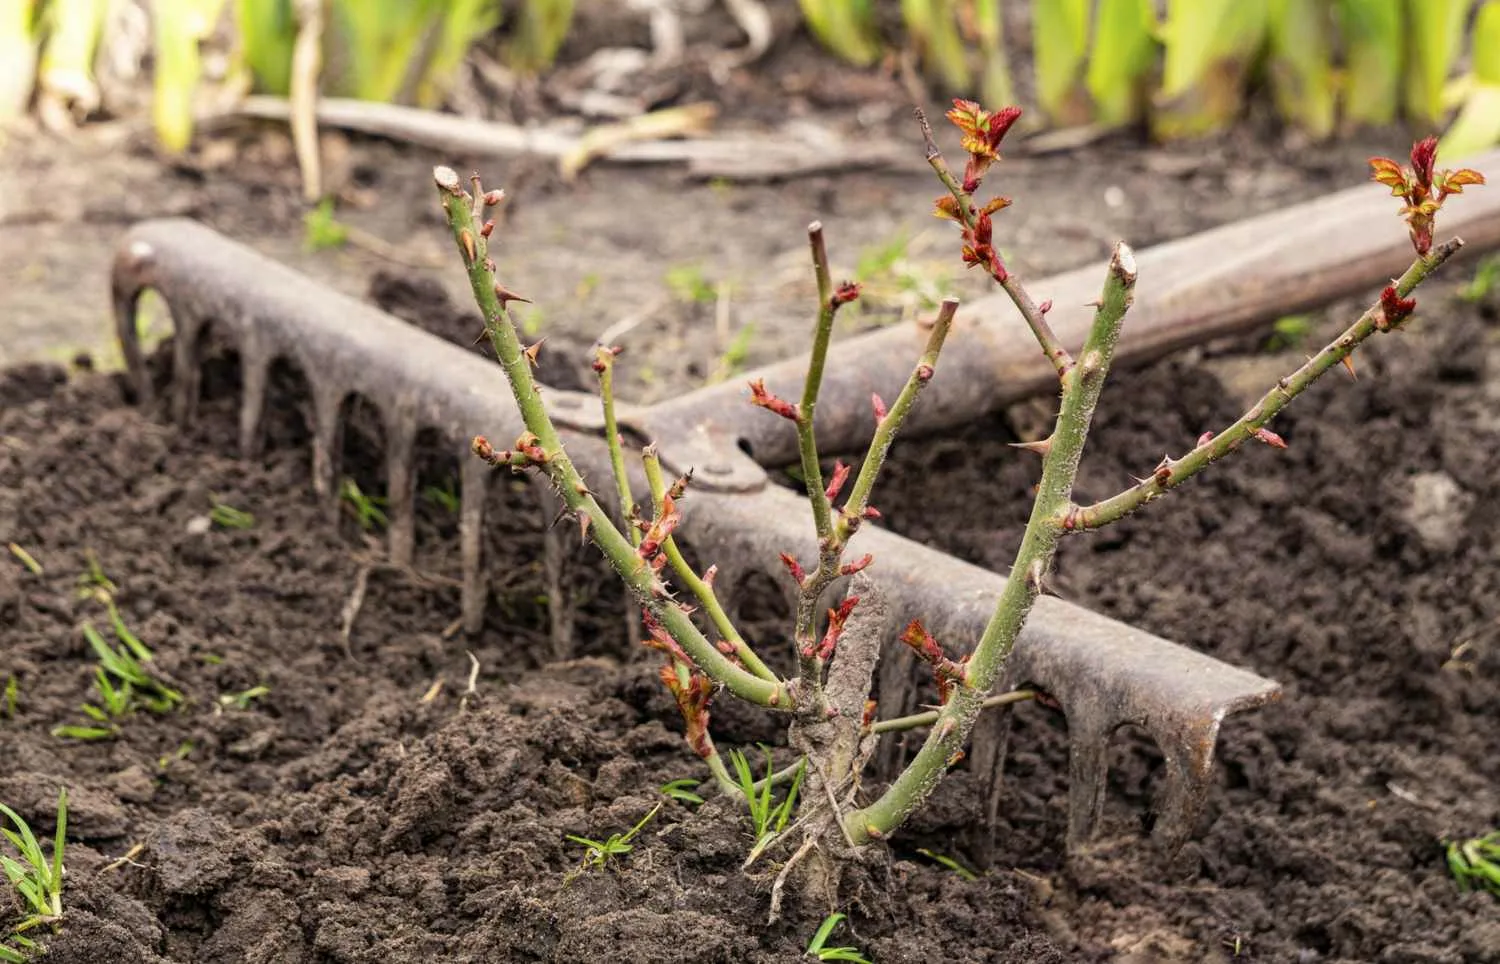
(808, 912, 845, 952)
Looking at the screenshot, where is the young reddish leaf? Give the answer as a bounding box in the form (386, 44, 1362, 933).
(817, 596, 860, 660)
(871, 393, 888, 424)
(1409, 136, 1438, 188)
(840, 553, 873, 576)
(932, 195, 963, 222)
(779, 552, 806, 584)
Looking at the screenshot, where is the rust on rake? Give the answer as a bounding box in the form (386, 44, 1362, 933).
(109, 157, 1500, 855)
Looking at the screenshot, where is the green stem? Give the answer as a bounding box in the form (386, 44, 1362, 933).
(836, 298, 958, 542)
(798, 222, 838, 544)
(435, 166, 790, 711)
(1066, 239, 1463, 530)
(846, 243, 1137, 843)
(594, 346, 639, 547)
(641, 447, 779, 684)
(869, 689, 1036, 735)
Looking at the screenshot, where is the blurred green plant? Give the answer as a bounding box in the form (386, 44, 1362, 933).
(1032, 0, 1089, 125)
(8, 0, 1500, 158)
(798, 0, 880, 67)
(1439, 0, 1500, 160)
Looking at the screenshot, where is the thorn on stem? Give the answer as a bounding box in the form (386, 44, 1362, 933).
(494, 282, 531, 306)
(1008, 437, 1052, 457)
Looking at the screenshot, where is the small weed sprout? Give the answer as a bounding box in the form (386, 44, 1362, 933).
(218, 685, 271, 711)
(1459, 252, 1500, 302)
(75, 550, 116, 600)
(729, 747, 805, 863)
(0, 789, 66, 962)
(421, 478, 461, 514)
(339, 478, 389, 531)
(208, 497, 255, 530)
(1262, 314, 1314, 352)
(916, 847, 979, 881)
(6, 544, 42, 576)
(804, 912, 871, 963)
(1, 677, 16, 720)
(664, 264, 719, 305)
(53, 617, 182, 741)
(659, 779, 706, 806)
(1446, 830, 1500, 898)
(565, 803, 662, 874)
(303, 198, 349, 252)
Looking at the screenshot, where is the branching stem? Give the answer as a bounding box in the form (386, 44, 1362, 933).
(917, 107, 1072, 378)
(835, 298, 958, 542)
(435, 166, 789, 710)
(641, 447, 779, 683)
(846, 243, 1138, 843)
(1065, 239, 1464, 529)
(594, 346, 639, 546)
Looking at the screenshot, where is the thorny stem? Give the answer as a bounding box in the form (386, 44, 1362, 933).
(435, 166, 790, 711)
(917, 106, 1073, 379)
(641, 446, 778, 684)
(1066, 239, 1465, 530)
(846, 243, 1138, 844)
(788, 223, 860, 709)
(594, 346, 639, 547)
(799, 222, 838, 545)
(869, 689, 1036, 735)
(835, 298, 958, 543)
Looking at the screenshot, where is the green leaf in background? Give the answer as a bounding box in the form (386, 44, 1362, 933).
(1086, 0, 1158, 127)
(1401, 0, 1466, 125)
(1438, 0, 1500, 159)
(1033, 0, 1090, 124)
(1154, 0, 1269, 139)
(1268, 0, 1337, 138)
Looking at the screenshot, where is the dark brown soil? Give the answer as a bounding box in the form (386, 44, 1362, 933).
(3, 3, 1499, 958)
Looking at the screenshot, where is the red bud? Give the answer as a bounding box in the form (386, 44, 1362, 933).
(840, 553, 873, 576)
(779, 552, 806, 584)
(1253, 427, 1287, 449)
(825, 460, 851, 502)
(871, 393, 888, 424)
